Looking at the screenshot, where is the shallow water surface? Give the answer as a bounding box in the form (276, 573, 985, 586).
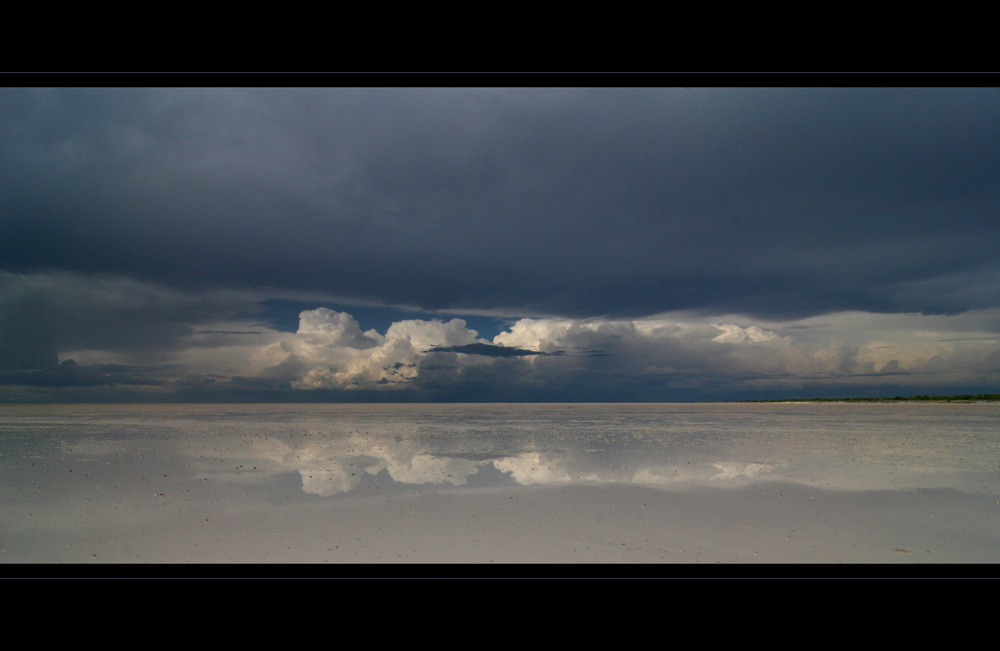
(1, 403, 997, 563)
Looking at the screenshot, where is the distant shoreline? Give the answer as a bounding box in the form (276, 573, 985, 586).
(736, 393, 1000, 403)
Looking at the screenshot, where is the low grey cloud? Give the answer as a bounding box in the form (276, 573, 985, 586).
(3, 271, 999, 401)
(427, 343, 558, 357)
(0, 359, 165, 387)
(0, 271, 268, 368)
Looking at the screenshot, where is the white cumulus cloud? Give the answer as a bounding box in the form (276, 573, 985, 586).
(277, 308, 486, 390)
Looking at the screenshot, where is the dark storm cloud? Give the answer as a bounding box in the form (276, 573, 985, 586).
(2, 87, 999, 320)
(0, 359, 165, 387)
(427, 343, 559, 357)
(0, 271, 264, 371)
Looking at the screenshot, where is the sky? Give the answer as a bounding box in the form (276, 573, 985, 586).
(2, 85, 999, 402)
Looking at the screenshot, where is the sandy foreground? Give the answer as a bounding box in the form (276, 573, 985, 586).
(1, 403, 997, 565)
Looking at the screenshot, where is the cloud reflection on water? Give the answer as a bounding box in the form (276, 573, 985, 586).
(32, 403, 1000, 499)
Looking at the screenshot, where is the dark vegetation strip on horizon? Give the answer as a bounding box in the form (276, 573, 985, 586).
(737, 393, 1000, 403)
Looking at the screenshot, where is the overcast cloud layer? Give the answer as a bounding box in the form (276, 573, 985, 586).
(2, 87, 999, 401)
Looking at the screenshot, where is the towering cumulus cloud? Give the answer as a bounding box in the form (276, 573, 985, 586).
(251, 309, 1000, 400)
(277, 308, 482, 390)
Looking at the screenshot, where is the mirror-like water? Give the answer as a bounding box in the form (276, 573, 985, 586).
(2, 403, 997, 564)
